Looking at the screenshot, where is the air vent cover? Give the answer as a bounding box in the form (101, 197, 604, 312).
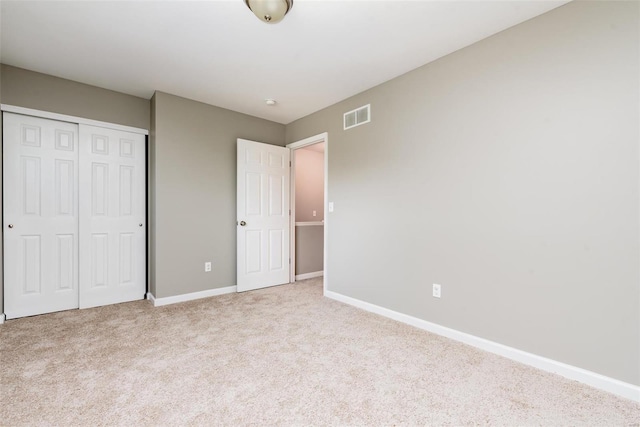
(344, 104, 371, 130)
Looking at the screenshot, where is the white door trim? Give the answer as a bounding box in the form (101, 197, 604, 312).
(1, 104, 148, 135)
(286, 132, 329, 295)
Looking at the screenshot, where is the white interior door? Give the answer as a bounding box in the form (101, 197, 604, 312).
(79, 125, 146, 308)
(3, 112, 79, 319)
(237, 139, 290, 292)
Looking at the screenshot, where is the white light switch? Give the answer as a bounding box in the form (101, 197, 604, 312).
(205, 262, 212, 272)
(329, 202, 334, 213)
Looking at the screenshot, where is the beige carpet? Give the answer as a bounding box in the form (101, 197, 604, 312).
(1, 277, 638, 426)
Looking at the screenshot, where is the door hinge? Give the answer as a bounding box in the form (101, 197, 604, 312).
(289, 258, 291, 264)
(289, 161, 292, 167)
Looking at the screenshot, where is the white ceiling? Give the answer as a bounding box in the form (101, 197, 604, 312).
(0, 0, 569, 124)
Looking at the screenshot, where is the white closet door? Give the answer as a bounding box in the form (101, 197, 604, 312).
(79, 125, 146, 308)
(3, 112, 79, 319)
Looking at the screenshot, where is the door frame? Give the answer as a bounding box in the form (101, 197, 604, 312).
(0, 104, 149, 322)
(286, 132, 328, 295)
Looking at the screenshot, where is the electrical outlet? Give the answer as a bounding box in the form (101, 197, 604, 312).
(205, 262, 212, 272)
(329, 202, 334, 212)
(433, 283, 441, 298)
(312, 210, 317, 217)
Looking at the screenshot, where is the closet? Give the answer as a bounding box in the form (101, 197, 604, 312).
(3, 112, 146, 319)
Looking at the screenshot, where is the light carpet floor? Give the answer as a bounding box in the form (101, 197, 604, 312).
(1, 277, 638, 426)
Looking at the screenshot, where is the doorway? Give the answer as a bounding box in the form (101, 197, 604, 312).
(287, 133, 328, 293)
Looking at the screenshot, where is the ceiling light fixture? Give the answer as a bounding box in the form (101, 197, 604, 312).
(244, 0, 293, 24)
(265, 99, 277, 106)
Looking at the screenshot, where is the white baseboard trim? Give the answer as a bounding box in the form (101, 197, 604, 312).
(150, 286, 237, 307)
(324, 290, 640, 403)
(145, 292, 155, 304)
(0, 313, 5, 324)
(295, 271, 324, 281)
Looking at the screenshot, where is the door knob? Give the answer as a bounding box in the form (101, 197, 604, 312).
(239, 221, 247, 226)
(139, 223, 143, 227)
(8, 224, 14, 229)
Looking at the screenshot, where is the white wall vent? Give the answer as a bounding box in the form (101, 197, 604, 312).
(343, 104, 371, 130)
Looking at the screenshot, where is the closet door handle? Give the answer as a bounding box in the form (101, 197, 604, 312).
(8, 224, 14, 229)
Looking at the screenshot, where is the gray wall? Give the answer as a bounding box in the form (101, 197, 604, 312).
(295, 225, 324, 275)
(152, 91, 285, 298)
(1, 65, 149, 130)
(286, 1, 640, 385)
(0, 65, 150, 315)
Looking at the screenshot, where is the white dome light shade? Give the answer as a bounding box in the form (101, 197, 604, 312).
(244, 0, 293, 24)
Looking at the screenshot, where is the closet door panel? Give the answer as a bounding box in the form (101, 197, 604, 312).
(79, 125, 146, 308)
(3, 112, 79, 319)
